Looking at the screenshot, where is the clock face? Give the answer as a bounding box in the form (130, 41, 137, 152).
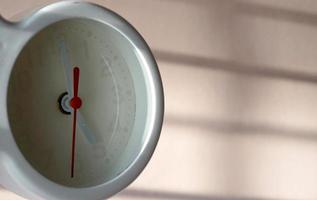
(7, 19, 149, 187)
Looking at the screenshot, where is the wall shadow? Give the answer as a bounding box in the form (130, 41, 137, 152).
(151, 0, 317, 196)
(165, 114, 317, 142)
(159, 0, 317, 27)
(236, 1, 317, 27)
(119, 189, 292, 200)
(153, 50, 317, 85)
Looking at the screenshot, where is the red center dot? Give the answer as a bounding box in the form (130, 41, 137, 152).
(70, 97, 82, 109)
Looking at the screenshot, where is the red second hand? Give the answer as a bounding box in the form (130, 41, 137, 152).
(70, 67, 82, 178)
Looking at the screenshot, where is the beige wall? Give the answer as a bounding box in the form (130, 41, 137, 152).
(2, 0, 317, 199)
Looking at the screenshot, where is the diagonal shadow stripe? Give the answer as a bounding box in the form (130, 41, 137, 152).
(119, 189, 292, 200)
(153, 50, 317, 85)
(237, 1, 317, 27)
(160, 0, 317, 27)
(165, 114, 317, 142)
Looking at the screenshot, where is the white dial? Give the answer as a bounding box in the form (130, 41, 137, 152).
(7, 19, 146, 187)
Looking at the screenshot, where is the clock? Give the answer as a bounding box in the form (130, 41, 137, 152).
(0, 1, 164, 199)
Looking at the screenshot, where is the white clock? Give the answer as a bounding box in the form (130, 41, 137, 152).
(0, 1, 164, 199)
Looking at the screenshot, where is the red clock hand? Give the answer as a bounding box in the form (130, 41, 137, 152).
(70, 67, 82, 178)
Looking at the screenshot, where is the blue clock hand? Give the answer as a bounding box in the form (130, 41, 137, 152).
(58, 38, 97, 144)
